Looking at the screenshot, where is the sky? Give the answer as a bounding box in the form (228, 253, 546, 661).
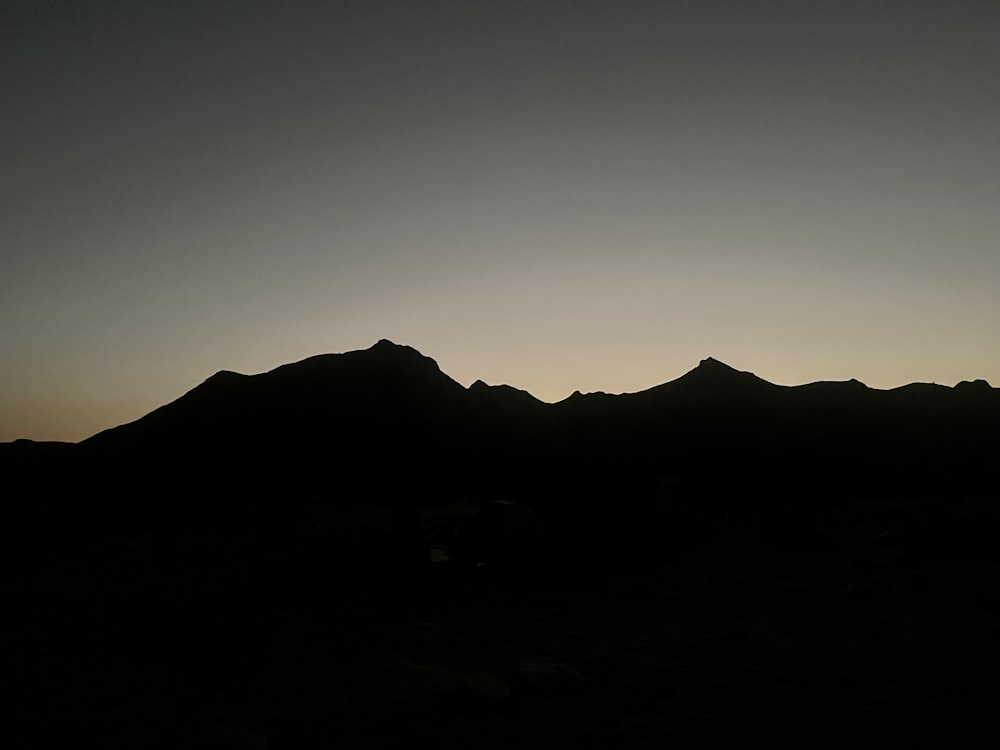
(3, 0, 999, 442)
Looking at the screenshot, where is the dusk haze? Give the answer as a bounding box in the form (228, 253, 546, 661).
(4, 0, 999, 442)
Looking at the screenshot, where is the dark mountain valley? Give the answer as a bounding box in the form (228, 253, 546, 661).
(4, 340, 999, 747)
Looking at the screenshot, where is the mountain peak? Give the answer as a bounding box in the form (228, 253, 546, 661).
(369, 338, 419, 355)
(468, 379, 546, 408)
(955, 378, 993, 393)
(688, 356, 749, 379)
(697, 356, 735, 371)
(206, 369, 245, 382)
(363, 339, 440, 367)
(656, 356, 770, 395)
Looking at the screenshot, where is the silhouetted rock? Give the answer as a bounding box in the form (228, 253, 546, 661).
(954, 378, 993, 394)
(5, 340, 999, 514)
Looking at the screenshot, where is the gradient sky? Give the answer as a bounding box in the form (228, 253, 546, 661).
(3, 0, 999, 441)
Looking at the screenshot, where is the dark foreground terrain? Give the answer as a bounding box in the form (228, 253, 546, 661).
(7, 494, 1000, 749)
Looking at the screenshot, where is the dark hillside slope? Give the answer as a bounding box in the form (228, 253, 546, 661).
(0, 439, 79, 503)
(78, 340, 481, 501)
(548, 360, 1000, 504)
(4, 342, 999, 509)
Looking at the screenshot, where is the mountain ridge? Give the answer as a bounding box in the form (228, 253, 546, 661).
(4, 340, 999, 508)
(67, 339, 997, 447)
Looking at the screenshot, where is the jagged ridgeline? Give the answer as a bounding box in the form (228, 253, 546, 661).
(4, 340, 999, 509)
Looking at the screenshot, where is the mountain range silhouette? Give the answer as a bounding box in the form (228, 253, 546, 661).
(4, 339, 998, 510)
(7, 341, 1000, 748)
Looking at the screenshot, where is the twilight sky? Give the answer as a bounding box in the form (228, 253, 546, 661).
(3, 0, 999, 441)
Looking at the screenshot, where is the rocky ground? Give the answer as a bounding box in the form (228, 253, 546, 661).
(6, 497, 1000, 748)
